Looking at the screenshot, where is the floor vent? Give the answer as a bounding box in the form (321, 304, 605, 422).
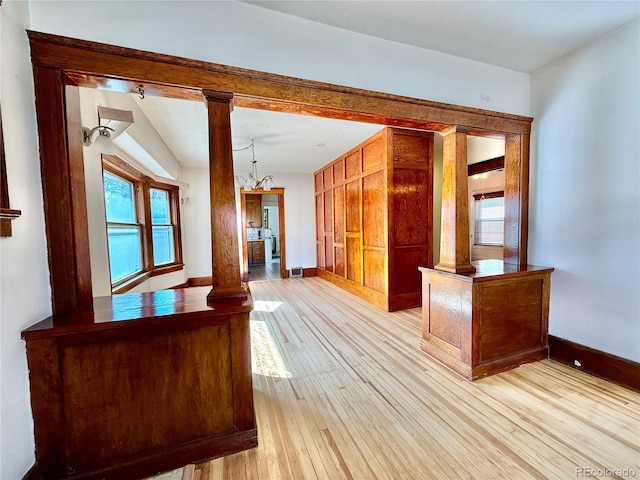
(290, 267, 303, 278)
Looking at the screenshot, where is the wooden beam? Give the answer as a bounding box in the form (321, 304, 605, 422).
(204, 90, 247, 302)
(435, 126, 475, 274)
(467, 156, 505, 176)
(29, 31, 533, 135)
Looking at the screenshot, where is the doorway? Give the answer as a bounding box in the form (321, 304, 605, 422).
(240, 188, 287, 281)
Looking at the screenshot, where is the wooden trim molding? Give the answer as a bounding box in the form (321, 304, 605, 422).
(548, 335, 640, 392)
(240, 188, 287, 280)
(29, 31, 532, 135)
(188, 276, 213, 287)
(472, 190, 504, 201)
(282, 267, 317, 279)
(468, 156, 505, 176)
(0, 104, 23, 237)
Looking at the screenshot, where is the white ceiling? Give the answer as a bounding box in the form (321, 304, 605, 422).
(133, 95, 383, 172)
(124, 1, 638, 176)
(243, 1, 640, 73)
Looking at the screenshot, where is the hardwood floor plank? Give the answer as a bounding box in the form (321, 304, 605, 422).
(175, 277, 640, 480)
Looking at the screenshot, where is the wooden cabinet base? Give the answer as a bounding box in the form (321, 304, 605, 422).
(420, 260, 553, 380)
(21, 287, 257, 480)
(25, 430, 258, 480)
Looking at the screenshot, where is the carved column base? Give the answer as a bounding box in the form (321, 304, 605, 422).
(207, 286, 248, 304)
(434, 261, 476, 274)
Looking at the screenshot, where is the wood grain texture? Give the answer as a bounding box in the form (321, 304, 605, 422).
(436, 127, 475, 274)
(345, 150, 361, 179)
(22, 287, 257, 480)
(362, 171, 385, 248)
(345, 180, 360, 233)
(420, 261, 554, 380)
(334, 246, 345, 278)
(362, 135, 384, 172)
(333, 187, 344, 245)
(33, 67, 93, 316)
(504, 133, 530, 266)
(184, 277, 640, 480)
(315, 128, 433, 311)
(345, 235, 362, 285)
(61, 326, 234, 470)
(203, 91, 247, 301)
(467, 155, 505, 176)
(245, 194, 262, 227)
(28, 32, 533, 135)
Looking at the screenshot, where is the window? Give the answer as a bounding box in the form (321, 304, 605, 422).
(104, 171, 143, 282)
(150, 188, 175, 265)
(474, 191, 504, 246)
(103, 160, 182, 291)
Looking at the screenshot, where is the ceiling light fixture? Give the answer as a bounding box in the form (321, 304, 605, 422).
(82, 106, 134, 155)
(235, 138, 274, 192)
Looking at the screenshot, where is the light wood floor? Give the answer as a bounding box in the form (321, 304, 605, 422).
(248, 260, 282, 281)
(171, 277, 639, 480)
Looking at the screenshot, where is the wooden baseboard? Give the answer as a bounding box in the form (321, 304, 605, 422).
(548, 335, 640, 392)
(387, 292, 422, 312)
(317, 269, 387, 310)
(188, 276, 213, 287)
(283, 267, 317, 279)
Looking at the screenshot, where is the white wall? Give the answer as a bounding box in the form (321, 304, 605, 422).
(467, 136, 505, 164)
(29, 1, 529, 116)
(530, 20, 640, 362)
(181, 168, 315, 278)
(180, 168, 212, 279)
(0, 3, 52, 479)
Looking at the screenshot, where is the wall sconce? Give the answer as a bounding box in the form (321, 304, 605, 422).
(82, 106, 134, 154)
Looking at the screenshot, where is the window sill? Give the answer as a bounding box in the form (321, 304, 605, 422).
(112, 264, 185, 294)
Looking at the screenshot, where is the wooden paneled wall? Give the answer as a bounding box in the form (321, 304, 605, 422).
(315, 128, 433, 311)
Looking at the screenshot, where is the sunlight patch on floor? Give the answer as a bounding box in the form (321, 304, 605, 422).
(253, 300, 283, 312)
(250, 319, 292, 378)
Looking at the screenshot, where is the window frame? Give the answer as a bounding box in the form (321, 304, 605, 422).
(103, 169, 144, 284)
(102, 156, 183, 293)
(473, 190, 505, 247)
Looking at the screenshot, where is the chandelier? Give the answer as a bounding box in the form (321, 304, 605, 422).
(235, 138, 274, 191)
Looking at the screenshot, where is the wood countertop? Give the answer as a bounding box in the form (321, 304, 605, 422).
(419, 259, 554, 283)
(22, 286, 253, 339)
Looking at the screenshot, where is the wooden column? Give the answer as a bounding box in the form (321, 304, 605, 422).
(504, 133, 530, 266)
(435, 126, 476, 274)
(203, 90, 247, 302)
(33, 66, 94, 316)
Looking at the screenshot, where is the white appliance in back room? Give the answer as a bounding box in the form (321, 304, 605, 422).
(264, 228, 273, 262)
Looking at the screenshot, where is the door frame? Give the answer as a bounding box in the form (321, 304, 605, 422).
(240, 188, 287, 279)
